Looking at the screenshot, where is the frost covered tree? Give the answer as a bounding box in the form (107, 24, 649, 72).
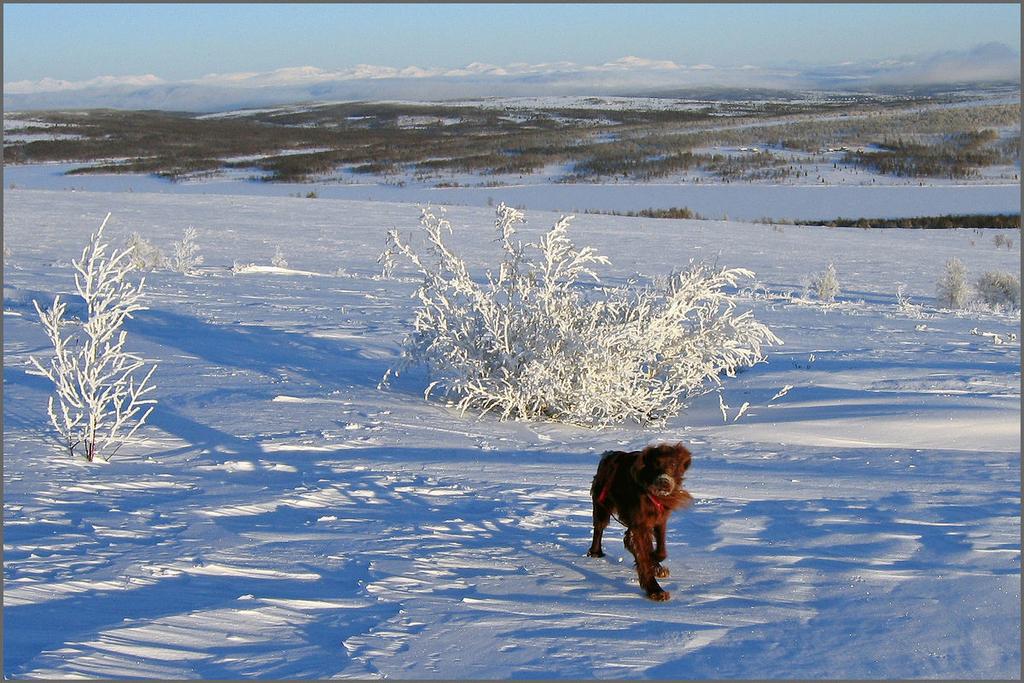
(172, 226, 203, 274)
(29, 214, 158, 461)
(380, 204, 781, 427)
(936, 257, 969, 309)
(125, 232, 168, 271)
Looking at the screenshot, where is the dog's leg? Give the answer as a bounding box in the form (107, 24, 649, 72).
(653, 523, 670, 578)
(627, 525, 669, 601)
(587, 499, 610, 557)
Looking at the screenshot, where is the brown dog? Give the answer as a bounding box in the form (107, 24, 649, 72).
(587, 442, 693, 601)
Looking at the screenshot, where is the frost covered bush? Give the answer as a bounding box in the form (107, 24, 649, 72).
(380, 204, 781, 426)
(895, 284, 927, 318)
(172, 226, 203, 274)
(271, 245, 288, 268)
(936, 257, 970, 309)
(125, 232, 168, 271)
(28, 214, 158, 462)
(993, 234, 1014, 250)
(975, 270, 1020, 310)
(808, 262, 840, 303)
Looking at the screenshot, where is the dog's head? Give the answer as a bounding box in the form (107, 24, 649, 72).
(632, 442, 692, 497)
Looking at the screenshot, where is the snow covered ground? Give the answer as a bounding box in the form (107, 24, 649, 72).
(5, 161, 1021, 222)
(3, 188, 1020, 678)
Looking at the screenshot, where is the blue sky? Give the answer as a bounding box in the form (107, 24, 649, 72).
(3, 3, 1020, 83)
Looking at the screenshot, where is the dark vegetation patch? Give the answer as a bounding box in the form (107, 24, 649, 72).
(842, 129, 1017, 179)
(585, 206, 707, 220)
(4, 96, 1019, 184)
(793, 213, 1021, 230)
(585, 209, 1020, 230)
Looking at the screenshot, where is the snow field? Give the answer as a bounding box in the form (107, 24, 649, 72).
(4, 161, 1020, 222)
(3, 188, 1020, 678)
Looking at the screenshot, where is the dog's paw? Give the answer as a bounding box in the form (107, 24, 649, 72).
(646, 588, 671, 602)
(654, 564, 670, 578)
(586, 549, 605, 558)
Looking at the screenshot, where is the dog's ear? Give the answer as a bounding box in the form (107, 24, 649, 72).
(674, 442, 692, 472)
(632, 446, 652, 474)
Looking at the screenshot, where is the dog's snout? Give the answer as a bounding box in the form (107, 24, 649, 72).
(654, 473, 675, 493)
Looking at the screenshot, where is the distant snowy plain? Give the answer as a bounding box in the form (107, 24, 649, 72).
(5, 160, 1020, 223)
(3, 187, 1020, 678)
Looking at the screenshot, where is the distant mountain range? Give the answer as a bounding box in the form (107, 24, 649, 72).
(4, 43, 1019, 112)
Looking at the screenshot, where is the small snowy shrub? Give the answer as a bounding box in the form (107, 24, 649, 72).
(936, 257, 970, 309)
(975, 270, 1020, 310)
(809, 262, 840, 303)
(380, 204, 781, 426)
(28, 214, 158, 462)
(125, 232, 167, 271)
(271, 245, 288, 268)
(377, 243, 397, 279)
(895, 284, 912, 309)
(993, 234, 1014, 250)
(895, 284, 926, 318)
(172, 226, 203, 274)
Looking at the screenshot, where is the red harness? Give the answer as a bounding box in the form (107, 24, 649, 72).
(595, 457, 620, 508)
(646, 492, 665, 515)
